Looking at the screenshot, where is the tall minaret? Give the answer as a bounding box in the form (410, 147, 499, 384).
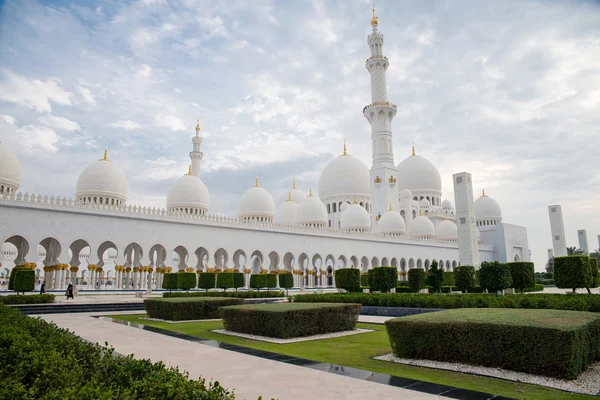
(190, 118, 203, 177)
(364, 6, 398, 229)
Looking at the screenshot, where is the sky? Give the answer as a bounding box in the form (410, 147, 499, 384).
(0, 0, 599, 271)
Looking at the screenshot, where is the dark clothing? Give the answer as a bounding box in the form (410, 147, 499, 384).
(66, 286, 74, 299)
(40, 283, 46, 294)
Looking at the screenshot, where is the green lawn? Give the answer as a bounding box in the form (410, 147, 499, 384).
(112, 314, 593, 400)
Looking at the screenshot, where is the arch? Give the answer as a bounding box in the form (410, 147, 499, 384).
(446, 260, 451, 270)
(250, 250, 264, 274)
(424, 259, 430, 271)
(148, 244, 167, 268)
(400, 258, 407, 272)
(283, 252, 295, 272)
(172, 245, 189, 270)
(337, 255, 347, 269)
(327, 266, 334, 287)
(400, 210, 406, 222)
(391, 257, 398, 268)
(360, 256, 369, 272)
(69, 239, 90, 268)
(312, 254, 323, 269)
(233, 249, 247, 271)
(39, 237, 62, 266)
(325, 254, 335, 269)
(514, 254, 520, 262)
(214, 248, 229, 270)
(452, 260, 457, 268)
(371, 257, 380, 268)
(4, 235, 30, 266)
(350, 255, 359, 269)
(408, 258, 415, 269)
(297, 253, 309, 270)
(327, 203, 331, 213)
(268, 251, 280, 272)
(194, 247, 210, 270)
(417, 259, 423, 269)
(381, 257, 389, 266)
(123, 242, 142, 269)
(332, 203, 337, 213)
(412, 210, 416, 219)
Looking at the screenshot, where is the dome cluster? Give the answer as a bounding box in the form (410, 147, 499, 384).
(167, 167, 210, 216)
(0, 141, 21, 195)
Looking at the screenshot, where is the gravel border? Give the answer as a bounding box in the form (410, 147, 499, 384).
(374, 354, 600, 395)
(140, 317, 222, 324)
(212, 328, 374, 344)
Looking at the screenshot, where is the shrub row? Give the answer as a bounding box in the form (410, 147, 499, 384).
(163, 290, 284, 298)
(0, 304, 234, 398)
(385, 308, 600, 379)
(523, 283, 544, 293)
(335, 268, 361, 292)
(0, 294, 55, 304)
(293, 293, 600, 312)
(144, 297, 243, 321)
(162, 272, 197, 291)
(220, 303, 361, 339)
(249, 274, 277, 289)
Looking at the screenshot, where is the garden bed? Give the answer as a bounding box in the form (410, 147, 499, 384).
(163, 290, 284, 299)
(385, 308, 600, 379)
(212, 327, 373, 344)
(219, 302, 361, 339)
(144, 297, 243, 321)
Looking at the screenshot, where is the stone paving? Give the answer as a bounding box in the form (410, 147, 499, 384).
(40, 312, 436, 400)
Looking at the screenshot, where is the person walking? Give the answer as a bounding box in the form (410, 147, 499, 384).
(65, 283, 74, 300)
(40, 280, 46, 294)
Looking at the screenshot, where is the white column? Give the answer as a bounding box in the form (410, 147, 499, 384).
(548, 205, 567, 257)
(453, 172, 480, 268)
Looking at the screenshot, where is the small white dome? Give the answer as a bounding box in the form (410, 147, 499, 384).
(275, 198, 297, 225)
(474, 190, 502, 221)
(400, 189, 412, 199)
(278, 186, 306, 204)
(0, 141, 21, 193)
(340, 203, 371, 232)
(296, 191, 328, 227)
(318, 151, 370, 199)
(397, 153, 442, 192)
(238, 180, 275, 222)
(411, 215, 435, 239)
(379, 209, 406, 236)
(76, 151, 128, 204)
(340, 202, 350, 211)
(442, 199, 453, 209)
(420, 198, 430, 207)
(436, 219, 458, 241)
(167, 173, 210, 214)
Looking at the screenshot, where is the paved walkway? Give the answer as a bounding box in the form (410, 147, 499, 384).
(40, 313, 435, 400)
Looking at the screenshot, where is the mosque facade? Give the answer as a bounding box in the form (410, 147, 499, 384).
(0, 12, 530, 291)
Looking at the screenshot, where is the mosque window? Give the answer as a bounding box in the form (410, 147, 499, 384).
(327, 204, 331, 214)
(413, 197, 418, 201)
(333, 203, 337, 213)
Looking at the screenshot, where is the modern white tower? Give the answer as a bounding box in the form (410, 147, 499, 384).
(190, 118, 204, 177)
(577, 229, 589, 254)
(453, 172, 479, 268)
(548, 205, 567, 257)
(363, 6, 399, 227)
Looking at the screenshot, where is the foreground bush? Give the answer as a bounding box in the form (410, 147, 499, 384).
(163, 290, 284, 299)
(454, 266, 475, 293)
(385, 308, 600, 379)
(334, 268, 360, 292)
(144, 297, 243, 321)
(8, 267, 28, 291)
(292, 293, 600, 312)
(0, 294, 55, 304)
(0, 304, 235, 399)
(508, 262, 535, 292)
(555, 256, 591, 293)
(220, 303, 361, 338)
(371, 267, 397, 292)
(408, 269, 426, 292)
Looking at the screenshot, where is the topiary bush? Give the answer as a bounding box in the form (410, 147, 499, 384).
(13, 269, 35, 293)
(249, 274, 265, 290)
(367, 269, 374, 288)
(360, 273, 369, 287)
(233, 272, 245, 290)
(144, 297, 243, 321)
(442, 271, 455, 287)
(479, 261, 512, 293)
(220, 303, 361, 339)
(163, 291, 283, 299)
(385, 308, 600, 379)
(334, 268, 360, 292)
(8, 267, 28, 291)
(162, 273, 178, 291)
(408, 268, 426, 293)
(508, 262, 535, 292)
(426, 261, 444, 293)
(371, 267, 397, 292)
(177, 272, 196, 291)
(216, 272, 234, 290)
(197, 272, 216, 291)
(588, 258, 599, 289)
(454, 266, 475, 293)
(554, 256, 591, 293)
(265, 273, 277, 289)
(523, 283, 544, 292)
(278, 273, 293, 295)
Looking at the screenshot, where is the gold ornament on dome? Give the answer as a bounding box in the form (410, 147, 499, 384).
(370, 5, 378, 25)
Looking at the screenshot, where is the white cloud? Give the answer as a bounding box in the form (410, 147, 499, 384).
(0, 69, 73, 113)
(108, 120, 142, 130)
(153, 114, 186, 131)
(16, 125, 60, 153)
(77, 86, 96, 104)
(144, 156, 176, 166)
(39, 114, 80, 131)
(0, 114, 16, 125)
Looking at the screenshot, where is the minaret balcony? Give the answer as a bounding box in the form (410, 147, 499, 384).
(365, 55, 388, 63)
(362, 102, 397, 113)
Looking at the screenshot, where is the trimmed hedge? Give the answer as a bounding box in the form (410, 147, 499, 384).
(442, 271, 455, 287)
(178, 272, 197, 291)
(454, 266, 476, 293)
(334, 268, 360, 292)
(371, 267, 397, 292)
(408, 269, 426, 292)
(479, 261, 512, 292)
(249, 274, 277, 290)
(523, 283, 544, 293)
(385, 308, 600, 378)
(162, 273, 178, 290)
(198, 272, 216, 290)
(8, 267, 27, 291)
(220, 303, 361, 338)
(536, 278, 555, 286)
(292, 292, 600, 312)
(278, 273, 293, 294)
(0, 294, 55, 304)
(13, 269, 35, 293)
(508, 262, 535, 292)
(426, 261, 444, 293)
(144, 297, 243, 321)
(589, 258, 599, 288)
(360, 273, 369, 287)
(233, 272, 245, 290)
(0, 304, 235, 398)
(216, 273, 234, 290)
(555, 256, 591, 293)
(163, 290, 284, 299)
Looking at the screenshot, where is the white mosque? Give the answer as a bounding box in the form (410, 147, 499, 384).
(0, 10, 530, 291)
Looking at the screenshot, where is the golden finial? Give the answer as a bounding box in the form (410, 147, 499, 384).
(371, 5, 378, 25)
(419, 210, 423, 216)
(255, 177, 259, 187)
(293, 178, 296, 189)
(353, 197, 357, 204)
(482, 188, 486, 197)
(187, 165, 192, 175)
(195, 118, 200, 134)
(411, 142, 415, 156)
(343, 139, 348, 156)
(103, 149, 108, 160)
(288, 192, 292, 201)
(308, 188, 313, 197)
(389, 204, 393, 211)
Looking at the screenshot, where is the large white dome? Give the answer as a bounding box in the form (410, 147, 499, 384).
(379, 209, 406, 236)
(167, 172, 210, 215)
(411, 215, 435, 239)
(296, 191, 328, 227)
(275, 196, 297, 225)
(318, 151, 370, 199)
(76, 151, 128, 204)
(0, 141, 21, 193)
(474, 190, 502, 221)
(396, 153, 442, 192)
(340, 203, 371, 232)
(436, 219, 458, 241)
(238, 179, 275, 222)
